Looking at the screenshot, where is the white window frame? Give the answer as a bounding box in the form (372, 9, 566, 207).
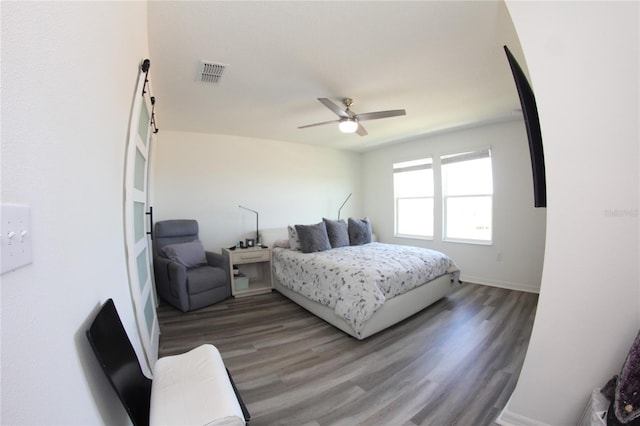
(393, 158, 434, 240)
(441, 148, 493, 245)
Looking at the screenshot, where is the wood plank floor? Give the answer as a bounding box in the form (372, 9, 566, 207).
(157, 283, 538, 426)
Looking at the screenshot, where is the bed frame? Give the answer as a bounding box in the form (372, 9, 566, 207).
(261, 227, 460, 340)
(274, 273, 457, 340)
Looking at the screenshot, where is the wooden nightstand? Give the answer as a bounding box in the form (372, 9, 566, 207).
(221, 247, 272, 297)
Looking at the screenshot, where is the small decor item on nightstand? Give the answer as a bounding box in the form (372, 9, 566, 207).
(245, 238, 255, 248)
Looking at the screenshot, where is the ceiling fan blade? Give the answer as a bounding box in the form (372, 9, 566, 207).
(354, 109, 406, 121)
(318, 98, 350, 118)
(298, 119, 339, 129)
(356, 123, 368, 136)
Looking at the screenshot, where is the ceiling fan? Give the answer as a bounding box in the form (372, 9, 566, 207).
(298, 98, 406, 136)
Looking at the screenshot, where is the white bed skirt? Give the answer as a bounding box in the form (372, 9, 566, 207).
(273, 272, 458, 340)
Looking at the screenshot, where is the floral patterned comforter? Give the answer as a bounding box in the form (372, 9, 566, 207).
(272, 242, 460, 336)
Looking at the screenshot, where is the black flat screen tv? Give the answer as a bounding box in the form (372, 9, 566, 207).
(504, 45, 547, 208)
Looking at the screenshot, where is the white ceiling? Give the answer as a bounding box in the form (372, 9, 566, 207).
(147, 1, 526, 152)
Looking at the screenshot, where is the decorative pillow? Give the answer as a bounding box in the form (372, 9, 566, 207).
(288, 225, 301, 251)
(273, 238, 290, 249)
(161, 240, 207, 268)
(295, 222, 331, 253)
(348, 217, 372, 246)
(322, 218, 349, 248)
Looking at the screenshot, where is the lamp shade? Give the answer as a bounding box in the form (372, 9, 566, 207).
(338, 118, 358, 133)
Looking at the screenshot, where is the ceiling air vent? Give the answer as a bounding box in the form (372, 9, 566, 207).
(198, 61, 227, 84)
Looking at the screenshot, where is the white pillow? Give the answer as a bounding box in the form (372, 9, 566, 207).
(273, 239, 290, 248)
(259, 227, 288, 248)
(287, 225, 301, 251)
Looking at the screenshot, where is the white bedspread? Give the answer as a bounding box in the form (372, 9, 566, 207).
(272, 242, 460, 337)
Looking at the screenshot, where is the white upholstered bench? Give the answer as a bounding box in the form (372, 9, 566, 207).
(87, 299, 250, 426)
(150, 344, 246, 426)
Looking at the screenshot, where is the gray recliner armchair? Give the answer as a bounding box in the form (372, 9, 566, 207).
(153, 220, 230, 312)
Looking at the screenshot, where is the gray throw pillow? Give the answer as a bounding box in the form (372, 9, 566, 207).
(322, 218, 349, 248)
(161, 240, 207, 268)
(295, 222, 331, 253)
(348, 217, 372, 246)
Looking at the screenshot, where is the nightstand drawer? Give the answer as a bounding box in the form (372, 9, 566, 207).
(233, 249, 270, 264)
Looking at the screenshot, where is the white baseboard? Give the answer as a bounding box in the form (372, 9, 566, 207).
(459, 274, 540, 294)
(496, 407, 553, 426)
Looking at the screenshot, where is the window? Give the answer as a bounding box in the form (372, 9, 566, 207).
(393, 158, 433, 238)
(441, 149, 493, 244)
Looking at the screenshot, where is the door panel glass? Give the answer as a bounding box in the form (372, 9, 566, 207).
(144, 297, 154, 337)
(134, 202, 145, 242)
(138, 101, 149, 145)
(136, 249, 149, 291)
(134, 148, 145, 191)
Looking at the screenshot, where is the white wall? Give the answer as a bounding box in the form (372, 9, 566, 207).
(363, 119, 546, 292)
(151, 131, 362, 250)
(3, 3, 635, 426)
(500, 2, 639, 425)
(1, 2, 149, 424)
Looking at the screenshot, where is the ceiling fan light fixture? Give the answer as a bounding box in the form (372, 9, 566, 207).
(338, 118, 358, 133)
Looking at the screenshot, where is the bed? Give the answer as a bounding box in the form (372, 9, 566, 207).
(260, 222, 461, 340)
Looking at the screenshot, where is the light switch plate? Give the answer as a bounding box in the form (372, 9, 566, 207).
(1, 204, 33, 274)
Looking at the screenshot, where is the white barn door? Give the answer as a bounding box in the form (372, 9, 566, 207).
(123, 59, 159, 372)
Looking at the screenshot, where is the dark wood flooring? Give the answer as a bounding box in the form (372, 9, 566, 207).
(157, 283, 538, 426)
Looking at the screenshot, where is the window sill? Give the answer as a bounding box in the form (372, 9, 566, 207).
(443, 238, 492, 246)
(394, 234, 434, 241)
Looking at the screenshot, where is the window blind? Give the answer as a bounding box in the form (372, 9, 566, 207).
(393, 159, 432, 173)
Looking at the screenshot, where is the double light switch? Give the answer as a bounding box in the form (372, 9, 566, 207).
(1, 204, 33, 274)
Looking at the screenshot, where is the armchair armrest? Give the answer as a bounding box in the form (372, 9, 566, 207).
(153, 256, 172, 288)
(166, 261, 188, 287)
(206, 251, 230, 279)
(155, 256, 187, 283)
(153, 256, 190, 311)
(206, 251, 227, 269)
